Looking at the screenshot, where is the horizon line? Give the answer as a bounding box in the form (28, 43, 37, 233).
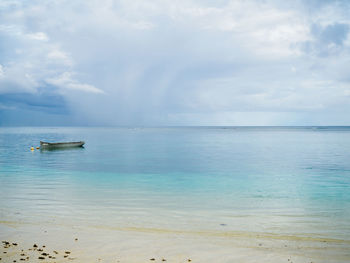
(1, 125, 350, 128)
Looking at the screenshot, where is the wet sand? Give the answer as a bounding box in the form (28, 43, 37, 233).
(1, 222, 350, 263)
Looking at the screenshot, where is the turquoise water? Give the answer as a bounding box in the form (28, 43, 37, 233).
(1, 127, 350, 240)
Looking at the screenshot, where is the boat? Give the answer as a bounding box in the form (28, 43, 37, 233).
(40, 141, 85, 149)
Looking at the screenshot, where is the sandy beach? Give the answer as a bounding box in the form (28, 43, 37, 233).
(1, 220, 350, 263)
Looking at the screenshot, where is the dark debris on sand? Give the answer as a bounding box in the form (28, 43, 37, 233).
(0, 239, 198, 262)
(0, 240, 77, 262)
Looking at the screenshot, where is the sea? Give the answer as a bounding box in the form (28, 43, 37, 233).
(1, 127, 350, 242)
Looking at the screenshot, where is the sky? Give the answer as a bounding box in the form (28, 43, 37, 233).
(0, 0, 350, 126)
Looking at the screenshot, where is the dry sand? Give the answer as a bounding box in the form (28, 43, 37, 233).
(1, 221, 350, 263)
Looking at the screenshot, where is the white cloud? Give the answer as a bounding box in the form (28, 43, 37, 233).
(0, 63, 39, 94)
(131, 21, 154, 30)
(67, 83, 104, 93)
(45, 72, 72, 86)
(145, 1, 311, 57)
(0, 64, 4, 77)
(26, 31, 48, 41)
(0, 20, 98, 96)
(47, 49, 73, 66)
(46, 72, 104, 94)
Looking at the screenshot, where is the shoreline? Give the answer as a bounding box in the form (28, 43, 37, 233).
(1, 221, 350, 263)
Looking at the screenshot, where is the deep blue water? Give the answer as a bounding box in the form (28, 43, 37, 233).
(0, 127, 350, 239)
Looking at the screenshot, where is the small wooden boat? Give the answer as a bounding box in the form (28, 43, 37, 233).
(40, 141, 85, 149)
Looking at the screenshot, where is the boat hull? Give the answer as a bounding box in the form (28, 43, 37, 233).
(40, 141, 85, 149)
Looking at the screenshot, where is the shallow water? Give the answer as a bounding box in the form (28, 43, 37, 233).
(1, 127, 350, 241)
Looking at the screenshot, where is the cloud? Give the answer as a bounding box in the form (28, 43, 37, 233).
(0, 64, 4, 77)
(1, 0, 350, 126)
(46, 72, 104, 94)
(0, 62, 39, 94)
(26, 31, 48, 41)
(47, 49, 72, 66)
(0, 6, 100, 96)
(301, 22, 350, 57)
